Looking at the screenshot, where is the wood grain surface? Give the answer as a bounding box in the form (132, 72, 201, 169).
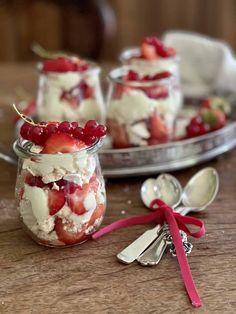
(0, 63, 235, 314)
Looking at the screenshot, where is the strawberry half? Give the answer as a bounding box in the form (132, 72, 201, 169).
(107, 118, 129, 148)
(66, 183, 90, 215)
(88, 204, 105, 227)
(48, 189, 66, 216)
(149, 111, 168, 140)
(54, 217, 86, 245)
(41, 132, 86, 154)
(141, 43, 157, 60)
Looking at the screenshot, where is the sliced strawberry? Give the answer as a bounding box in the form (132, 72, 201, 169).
(149, 111, 168, 140)
(125, 70, 140, 81)
(66, 183, 90, 215)
(152, 71, 171, 80)
(113, 84, 133, 99)
(54, 217, 86, 245)
(88, 204, 105, 227)
(89, 173, 99, 192)
(41, 132, 86, 154)
(144, 86, 168, 99)
(141, 43, 157, 60)
(25, 173, 46, 188)
(107, 118, 129, 148)
(48, 189, 65, 216)
(80, 81, 94, 98)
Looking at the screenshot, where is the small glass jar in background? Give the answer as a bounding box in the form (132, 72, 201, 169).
(37, 60, 105, 124)
(106, 67, 182, 148)
(13, 139, 106, 247)
(120, 47, 180, 79)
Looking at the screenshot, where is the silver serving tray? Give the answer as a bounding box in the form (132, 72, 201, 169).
(99, 122, 236, 177)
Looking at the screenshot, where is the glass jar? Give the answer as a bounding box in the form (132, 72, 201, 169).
(106, 67, 182, 148)
(13, 139, 106, 247)
(37, 61, 105, 124)
(120, 48, 180, 79)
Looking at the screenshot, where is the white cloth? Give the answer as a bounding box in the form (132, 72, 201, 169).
(163, 31, 236, 97)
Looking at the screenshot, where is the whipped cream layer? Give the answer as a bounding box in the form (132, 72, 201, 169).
(37, 71, 104, 123)
(23, 148, 96, 185)
(107, 89, 182, 146)
(128, 57, 179, 77)
(108, 89, 180, 124)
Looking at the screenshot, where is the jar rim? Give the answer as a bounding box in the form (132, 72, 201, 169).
(13, 138, 103, 159)
(37, 60, 101, 76)
(107, 66, 176, 87)
(119, 47, 180, 63)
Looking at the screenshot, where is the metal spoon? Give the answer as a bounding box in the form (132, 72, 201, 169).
(137, 167, 219, 266)
(117, 173, 183, 264)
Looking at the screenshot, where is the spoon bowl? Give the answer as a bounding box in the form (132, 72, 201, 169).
(141, 173, 182, 209)
(182, 167, 219, 211)
(141, 178, 161, 208)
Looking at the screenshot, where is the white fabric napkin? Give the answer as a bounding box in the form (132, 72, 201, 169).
(163, 31, 236, 98)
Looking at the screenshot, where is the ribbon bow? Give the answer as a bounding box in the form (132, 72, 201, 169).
(92, 199, 205, 308)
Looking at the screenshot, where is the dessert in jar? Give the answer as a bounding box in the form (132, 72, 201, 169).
(13, 118, 107, 247)
(106, 68, 182, 148)
(120, 36, 180, 78)
(37, 56, 105, 124)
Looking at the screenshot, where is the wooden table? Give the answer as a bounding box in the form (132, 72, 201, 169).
(0, 63, 235, 314)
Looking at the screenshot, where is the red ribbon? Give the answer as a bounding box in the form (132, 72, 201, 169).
(92, 199, 205, 308)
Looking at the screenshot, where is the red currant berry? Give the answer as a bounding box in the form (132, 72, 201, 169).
(190, 116, 202, 125)
(95, 124, 107, 137)
(84, 120, 98, 135)
(29, 126, 45, 145)
(71, 122, 79, 129)
(73, 126, 85, 140)
(20, 122, 32, 140)
(58, 121, 72, 133)
(46, 123, 58, 136)
(199, 123, 210, 135)
(84, 135, 97, 146)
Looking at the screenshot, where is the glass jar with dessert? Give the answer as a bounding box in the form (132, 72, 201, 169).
(37, 56, 105, 124)
(120, 36, 180, 79)
(106, 67, 182, 148)
(13, 118, 107, 247)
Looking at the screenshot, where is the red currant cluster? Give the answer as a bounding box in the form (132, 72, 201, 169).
(186, 116, 210, 138)
(125, 70, 171, 82)
(20, 120, 107, 146)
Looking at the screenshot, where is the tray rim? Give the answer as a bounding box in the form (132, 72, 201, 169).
(100, 121, 236, 177)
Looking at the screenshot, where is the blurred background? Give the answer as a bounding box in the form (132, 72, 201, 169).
(0, 0, 236, 62)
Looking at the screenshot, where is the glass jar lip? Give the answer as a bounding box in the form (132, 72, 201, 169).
(37, 60, 101, 76)
(13, 138, 103, 159)
(107, 66, 176, 87)
(119, 47, 180, 63)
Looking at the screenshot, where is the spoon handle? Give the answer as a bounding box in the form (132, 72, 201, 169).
(117, 224, 161, 264)
(137, 230, 167, 266)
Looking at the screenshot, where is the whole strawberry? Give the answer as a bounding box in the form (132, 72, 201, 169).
(200, 96, 231, 116)
(200, 108, 226, 130)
